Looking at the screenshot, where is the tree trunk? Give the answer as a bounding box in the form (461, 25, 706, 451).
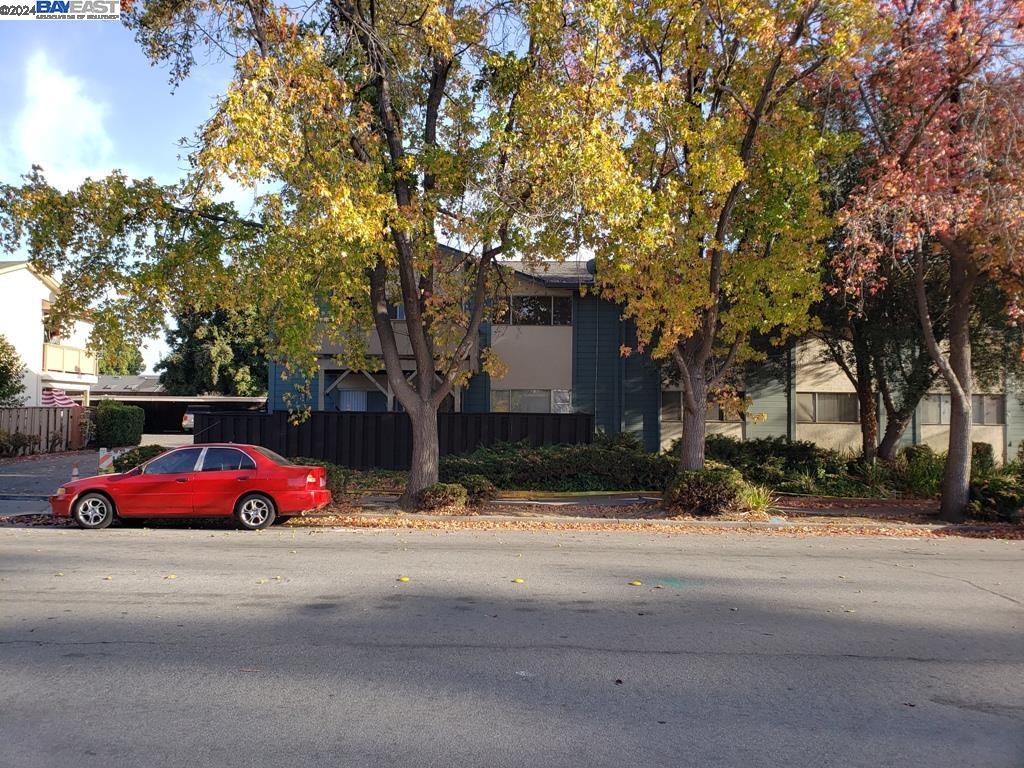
(400, 403, 440, 510)
(941, 284, 973, 522)
(876, 414, 910, 461)
(850, 338, 878, 462)
(678, 369, 708, 471)
(855, 387, 878, 463)
(932, 247, 974, 522)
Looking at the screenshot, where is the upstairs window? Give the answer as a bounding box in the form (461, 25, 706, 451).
(494, 295, 572, 326)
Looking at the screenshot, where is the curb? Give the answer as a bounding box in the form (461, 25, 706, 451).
(310, 509, 949, 532)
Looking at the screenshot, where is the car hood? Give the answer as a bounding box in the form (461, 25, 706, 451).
(58, 473, 122, 493)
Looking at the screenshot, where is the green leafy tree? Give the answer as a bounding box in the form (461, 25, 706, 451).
(0, 334, 26, 407)
(581, 0, 871, 470)
(97, 344, 145, 376)
(156, 307, 267, 396)
(0, 2, 615, 505)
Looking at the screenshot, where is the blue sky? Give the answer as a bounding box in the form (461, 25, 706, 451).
(0, 21, 236, 371)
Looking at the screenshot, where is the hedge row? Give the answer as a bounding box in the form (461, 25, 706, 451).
(95, 401, 145, 448)
(439, 433, 675, 492)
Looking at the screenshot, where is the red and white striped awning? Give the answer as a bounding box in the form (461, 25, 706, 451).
(41, 388, 80, 407)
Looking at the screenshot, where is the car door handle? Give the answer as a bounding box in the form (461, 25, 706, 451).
(236, 476, 252, 481)
(175, 477, 188, 483)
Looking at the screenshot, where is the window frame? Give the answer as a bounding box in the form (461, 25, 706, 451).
(199, 447, 256, 473)
(143, 447, 204, 475)
(495, 294, 572, 326)
(491, 388, 571, 414)
(660, 390, 743, 423)
(972, 394, 1006, 426)
(795, 392, 860, 424)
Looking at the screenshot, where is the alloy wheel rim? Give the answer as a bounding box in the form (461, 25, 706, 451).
(240, 498, 270, 526)
(77, 497, 108, 526)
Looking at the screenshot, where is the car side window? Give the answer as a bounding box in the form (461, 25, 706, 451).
(200, 448, 256, 472)
(144, 448, 203, 475)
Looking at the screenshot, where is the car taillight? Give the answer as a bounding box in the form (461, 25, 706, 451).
(306, 472, 317, 486)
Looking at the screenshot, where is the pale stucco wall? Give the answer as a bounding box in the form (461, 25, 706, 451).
(920, 424, 1006, 464)
(794, 338, 856, 393)
(489, 325, 573, 391)
(659, 419, 742, 452)
(0, 268, 46, 405)
(795, 423, 863, 453)
(794, 339, 1009, 460)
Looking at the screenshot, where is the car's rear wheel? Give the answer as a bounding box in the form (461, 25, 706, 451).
(73, 493, 114, 530)
(235, 493, 276, 530)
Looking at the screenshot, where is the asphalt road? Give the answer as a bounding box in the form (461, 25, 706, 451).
(1, 527, 1021, 768)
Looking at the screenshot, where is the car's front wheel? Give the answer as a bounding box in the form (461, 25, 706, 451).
(235, 493, 276, 530)
(73, 493, 114, 530)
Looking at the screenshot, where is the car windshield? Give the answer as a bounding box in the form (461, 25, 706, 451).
(251, 446, 294, 466)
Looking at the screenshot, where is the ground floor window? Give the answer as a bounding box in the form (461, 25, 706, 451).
(492, 389, 572, 413)
(922, 393, 1005, 425)
(660, 391, 742, 422)
(796, 392, 859, 424)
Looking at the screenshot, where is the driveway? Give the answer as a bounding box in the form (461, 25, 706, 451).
(0, 528, 1020, 768)
(0, 451, 97, 515)
(0, 439, 192, 516)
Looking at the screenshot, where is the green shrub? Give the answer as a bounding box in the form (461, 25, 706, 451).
(113, 445, 165, 472)
(703, 435, 846, 483)
(737, 483, 779, 515)
(0, 430, 40, 457)
(292, 457, 350, 496)
(895, 445, 944, 497)
(460, 474, 497, 505)
(968, 476, 1024, 524)
(971, 442, 996, 480)
(94, 401, 144, 447)
(440, 433, 675, 492)
(663, 467, 745, 516)
(417, 482, 467, 511)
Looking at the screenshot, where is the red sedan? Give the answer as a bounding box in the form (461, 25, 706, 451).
(51, 444, 331, 530)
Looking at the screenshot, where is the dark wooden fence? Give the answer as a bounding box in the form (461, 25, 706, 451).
(193, 410, 594, 469)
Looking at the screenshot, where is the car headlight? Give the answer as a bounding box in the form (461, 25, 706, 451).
(56, 487, 66, 497)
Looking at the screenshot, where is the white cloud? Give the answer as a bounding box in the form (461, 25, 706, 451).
(1, 50, 115, 189)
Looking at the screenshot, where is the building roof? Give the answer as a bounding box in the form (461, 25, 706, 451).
(94, 374, 266, 403)
(95, 375, 166, 395)
(435, 243, 596, 289)
(500, 259, 596, 289)
(0, 259, 61, 292)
